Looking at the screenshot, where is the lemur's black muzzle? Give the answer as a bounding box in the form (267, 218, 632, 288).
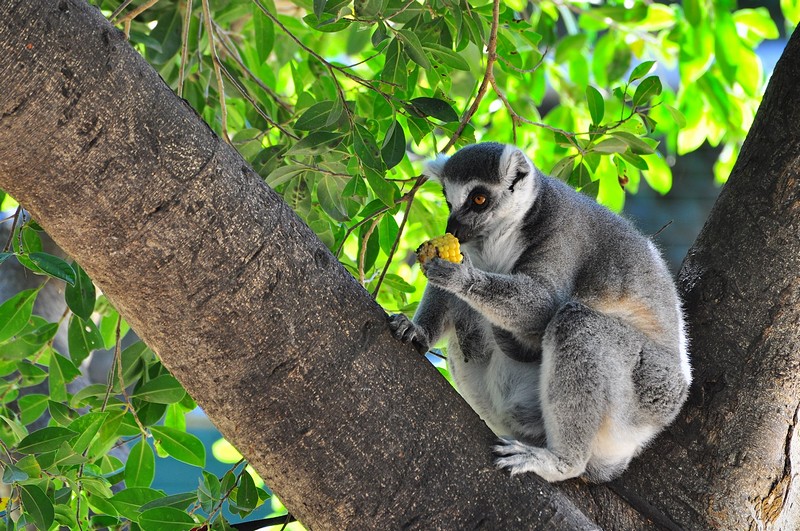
(446, 216, 470, 242)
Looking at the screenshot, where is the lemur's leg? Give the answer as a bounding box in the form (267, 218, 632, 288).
(495, 301, 646, 482)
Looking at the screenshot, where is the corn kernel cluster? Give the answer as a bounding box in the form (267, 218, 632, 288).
(417, 233, 463, 265)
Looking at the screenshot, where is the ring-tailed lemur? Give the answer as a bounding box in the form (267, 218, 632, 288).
(388, 142, 691, 482)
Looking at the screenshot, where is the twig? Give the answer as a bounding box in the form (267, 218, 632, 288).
(2, 207, 21, 253)
(334, 204, 392, 257)
(212, 21, 294, 113)
(114, 0, 160, 27)
(109, 0, 135, 21)
(371, 183, 419, 298)
(359, 216, 381, 285)
(250, 0, 394, 102)
(200, 0, 231, 144)
(653, 219, 674, 237)
(203, 459, 247, 525)
(217, 62, 299, 140)
(440, 0, 501, 154)
(178, 0, 194, 98)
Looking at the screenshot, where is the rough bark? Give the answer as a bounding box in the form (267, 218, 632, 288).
(0, 1, 596, 529)
(2, 0, 799, 529)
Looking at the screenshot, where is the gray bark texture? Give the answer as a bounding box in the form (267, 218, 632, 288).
(0, 0, 797, 529)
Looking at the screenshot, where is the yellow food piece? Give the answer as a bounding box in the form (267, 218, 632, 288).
(417, 233, 463, 264)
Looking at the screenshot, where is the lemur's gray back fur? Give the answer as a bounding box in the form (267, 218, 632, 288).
(388, 142, 690, 483)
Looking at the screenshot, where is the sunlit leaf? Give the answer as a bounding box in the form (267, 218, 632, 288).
(151, 426, 206, 467)
(0, 289, 37, 343)
(65, 261, 95, 320)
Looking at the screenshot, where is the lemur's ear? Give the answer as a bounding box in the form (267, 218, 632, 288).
(422, 154, 449, 182)
(499, 146, 534, 193)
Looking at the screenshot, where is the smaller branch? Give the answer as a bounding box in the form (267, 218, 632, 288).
(200, 0, 231, 144)
(359, 216, 381, 285)
(114, 0, 160, 27)
(496, 45, 549, 75)
(178, 0, 194, 98)
(334, 204, 392, 257)
(251, 0, 394, 102)
(109, 0, 135, 21)
(371, 181, 421, 298)
(441, 0, 501, 154)
(218, 63, 299, 140)
(212, 22, 293, 113)
(652, 219, 674, 238)
(2, 207, 21, 252)
(204, 458, 247, 524)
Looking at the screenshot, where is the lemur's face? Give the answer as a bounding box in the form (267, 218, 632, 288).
(433, 143, 534, 243)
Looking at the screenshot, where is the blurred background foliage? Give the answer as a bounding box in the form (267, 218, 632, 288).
(0, 0, 794, 529)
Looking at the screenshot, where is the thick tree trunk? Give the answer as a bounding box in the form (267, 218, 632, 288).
(0, 1, 596, 529)
(1, 1, 798, 529)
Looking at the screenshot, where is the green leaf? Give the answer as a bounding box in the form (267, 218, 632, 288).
(0, 414, 28, 442)
(642, 154, 673, 194)
(632, 76, 662, 108)
(317, 175, 350, 222)
(628, 61, 656, 84)
(17, 359, 48, 386)
(132, 375, 186, 404)
(295, 101, 339, 131)
(684, 0, 705, 25)
(48, 400, 78, 426)
(592, 138, 628, 154)
(26, 252, 76, 285)
(126, 440, 156, 489)
(110, 488, 165, 521)
(0, 289, 37, 343)
(17, 426, 78, 454)
(381, 120, 406, 170)
(67, 412, 109, 454)
(378, 213, 399, 256)
(0, 323, 57, 360)
(140, 492, 197, 512)
(610, 132, 657, 155)
(365, 168, 398, 207)
(19, 484, 54, 531)
(3, 463, 28, 483)
(151, 426, 206, 467)
(138, 507, 196, 530)
(381, 38, 405, 87)
(266, 165, 306, 188)
(253, 4, 275, 64)
(65, 262, 95, 320)
(422, 43, 470, 71)
(117, 341, 153, 391)
(353, 124, 384, 172)
(407, 97, 459, 123)
(49, 351, 82, 403)
(18, 394, 49, 425)
(585, 86, 604, 125)
(68, 315, 105, 367)
(0, 252, 12, 266)
(237, 471, 259, 513)
(287, 132, 344, 155)
(198, 470, 221, 512)
(397, 29, 431, 70)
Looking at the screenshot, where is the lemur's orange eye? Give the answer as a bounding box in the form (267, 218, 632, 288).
(473, 194, 487, 206)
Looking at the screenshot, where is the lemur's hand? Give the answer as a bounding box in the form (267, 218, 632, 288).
(387, 313, 430, 354)
(421, 255, 475, 293)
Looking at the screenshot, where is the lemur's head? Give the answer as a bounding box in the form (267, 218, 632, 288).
(423, 142, 541, 243)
